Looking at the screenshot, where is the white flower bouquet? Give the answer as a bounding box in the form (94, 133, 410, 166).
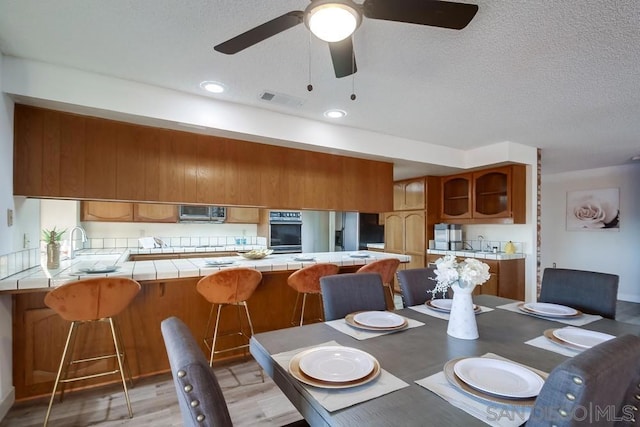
(430, 254, 491, 296)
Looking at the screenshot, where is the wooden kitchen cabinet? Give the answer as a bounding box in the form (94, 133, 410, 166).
(393, 177, 425, 211)
(384, 210, 426, 291)
(441, 173, 472, 220)
(440, 165, 526, 224)
(13, 105, 393, 212)
(81, 201, 133, 222)
(225, 207, 260, 223)
(133, 203, 178, 223)
(472, 165, 526, 223)
(426, 254, 524, 299)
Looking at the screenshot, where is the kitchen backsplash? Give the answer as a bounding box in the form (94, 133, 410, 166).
(0, 235, 267, 281)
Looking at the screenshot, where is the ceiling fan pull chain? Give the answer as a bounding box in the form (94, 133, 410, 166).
(307, 32, 313, 92)
(350, 44, 356, 100)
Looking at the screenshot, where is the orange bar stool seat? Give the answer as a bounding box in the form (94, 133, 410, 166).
(287, 263, 340, 326)
(43, 277, 141, 426)
(196, 268, 262, 366)
(356, 258, 401, 309)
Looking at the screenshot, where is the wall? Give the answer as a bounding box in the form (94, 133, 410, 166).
(541, 164, 640, 302)
(0, 53, 15, 421)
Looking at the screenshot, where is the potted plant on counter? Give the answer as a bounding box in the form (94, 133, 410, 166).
(42, 226, 66, 269)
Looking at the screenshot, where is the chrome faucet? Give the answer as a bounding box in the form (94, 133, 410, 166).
(69, 226, 87, 259)
(477, 235, 485, 252)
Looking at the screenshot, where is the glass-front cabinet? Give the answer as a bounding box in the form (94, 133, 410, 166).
(473, 167, 511, 219)
(441, 174, 472, 220)
(440, 165, 526, 224)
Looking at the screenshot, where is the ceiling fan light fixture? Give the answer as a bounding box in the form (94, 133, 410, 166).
(200, 81, 225, 93)
(305, 1, 361, 43)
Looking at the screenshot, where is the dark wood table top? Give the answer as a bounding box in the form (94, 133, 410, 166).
(250, 296, 640, 426)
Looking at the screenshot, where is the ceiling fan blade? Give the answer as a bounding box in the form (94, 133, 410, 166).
(214, 11, 304, 54)
(329, 37, 357, 78)
(362, 0, 478, 30)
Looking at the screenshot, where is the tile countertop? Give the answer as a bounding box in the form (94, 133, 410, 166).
(0, 248, 411, 293)
(427, 249, 526, 261)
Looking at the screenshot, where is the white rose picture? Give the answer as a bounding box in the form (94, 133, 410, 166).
(566, 188, 619, 231)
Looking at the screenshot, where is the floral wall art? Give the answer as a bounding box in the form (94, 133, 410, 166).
(566, 188, 620, 231)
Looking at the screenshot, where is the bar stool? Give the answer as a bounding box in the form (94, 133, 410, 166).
(196, 268, 262, 366)
(356, 258, 400, 309)
(43, 277, 141, 426)
(287, 263, 340, 326)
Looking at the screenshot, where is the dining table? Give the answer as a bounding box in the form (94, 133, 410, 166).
(249, 295, 640, 426)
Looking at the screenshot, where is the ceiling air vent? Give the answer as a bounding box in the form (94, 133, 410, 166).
(259, 91, 305, 108)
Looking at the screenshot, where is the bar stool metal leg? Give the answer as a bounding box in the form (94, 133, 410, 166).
(209, 304, 223, 367)
(109, 317, 133, 418)
(44, 321, 76, 427)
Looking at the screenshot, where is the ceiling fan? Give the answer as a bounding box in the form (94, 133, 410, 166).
(214, 0, 478, 78)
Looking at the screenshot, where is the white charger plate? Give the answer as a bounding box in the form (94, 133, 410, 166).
(552, 327, 615, 349)
(523, 302, 579, 317)
(298, 346, 375, 383)
(453, 357, 544, 399)
(353, 311, 405, 328)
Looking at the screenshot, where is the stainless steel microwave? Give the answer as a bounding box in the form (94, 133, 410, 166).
(178, 206, 226, 223)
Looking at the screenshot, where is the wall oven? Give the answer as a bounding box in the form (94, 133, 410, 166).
(269, 211, 302, 253)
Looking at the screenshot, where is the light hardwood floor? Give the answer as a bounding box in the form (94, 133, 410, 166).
(0, 359, 304, 427)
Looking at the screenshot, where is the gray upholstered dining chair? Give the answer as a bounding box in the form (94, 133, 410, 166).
(527, 334, 640, 426)
(397, 267, 440, 307)
(538, 268, 619, 319)
(319, 272, 387, 321)
(161, 316, 233, 427)
(161, 316, 309, 427)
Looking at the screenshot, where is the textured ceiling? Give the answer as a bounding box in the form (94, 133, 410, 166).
(1, 0, 639, 176)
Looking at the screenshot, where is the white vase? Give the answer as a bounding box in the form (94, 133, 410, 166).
(447, 281, 479, 340)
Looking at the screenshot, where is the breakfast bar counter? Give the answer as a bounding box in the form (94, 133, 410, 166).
(7, 250, 409, 400)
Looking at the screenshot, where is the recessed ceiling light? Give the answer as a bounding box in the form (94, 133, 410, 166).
(324, 109, 347, 119)
(631, 155, 640, 162)
(200, 81, 225, 93)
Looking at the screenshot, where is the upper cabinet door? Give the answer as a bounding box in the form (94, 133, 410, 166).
(441, 173, 472, 220)
(393, 178, 425, 211)
(81, 201, 133, 222)
(133, 204, 178, 223)
(472, 165, 526, 223)
(225, 207, 260, 224)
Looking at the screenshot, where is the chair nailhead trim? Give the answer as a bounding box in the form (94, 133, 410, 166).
(572, 376, 583, 385)
(635, 394, 640, 400)
(184, 384, 193, 392)
(565, 393, 575, 401)
(558, 409, 568, 417)
(177, 370, 186, 378)
(191, 399, 200, 408)
(632, 405, 638, 411)
(196, 414, 205, 422)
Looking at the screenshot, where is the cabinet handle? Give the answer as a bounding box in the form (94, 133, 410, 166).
(159, 282, 165, 297)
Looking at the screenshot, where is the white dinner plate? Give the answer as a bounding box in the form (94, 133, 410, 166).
(78, 265, 119, 274)
(426, 299, 480, 314)
(453, 357, 545, 399)
(205, 259, 236, 266)
(353, 311, 405, 328)
(552, 327, 615, 349)
(298, 346, 375, 383)
(293, 256, 315, 262)
(430, 299, 453, 311)
(523, 302, 579, 317)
